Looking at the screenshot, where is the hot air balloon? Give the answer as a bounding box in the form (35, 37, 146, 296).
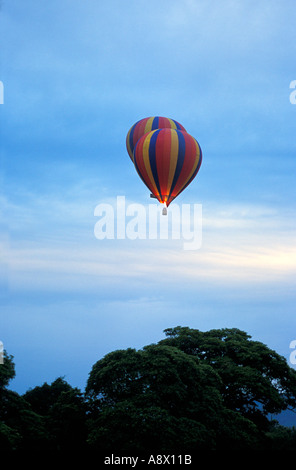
(126, 116, 186, 163)
(133, 128, 202, 215)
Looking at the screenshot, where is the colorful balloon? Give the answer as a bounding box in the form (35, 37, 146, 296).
(133, 128, 202, 208)
(126, 116, 186, 162)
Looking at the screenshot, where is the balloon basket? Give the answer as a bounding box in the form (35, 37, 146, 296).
(162, 207, 167, 216)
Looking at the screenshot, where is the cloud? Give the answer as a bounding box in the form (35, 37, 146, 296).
(6, 188, 296, 295)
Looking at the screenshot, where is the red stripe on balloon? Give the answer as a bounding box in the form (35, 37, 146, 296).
(134, 136, 149, 186)
(157, 116, 167, 129)
(155, 128, 172, 200)
(134, 134, 156, 197)
(133, 119, 148, 150)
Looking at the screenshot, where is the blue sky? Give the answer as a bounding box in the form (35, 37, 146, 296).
(1, 0, 296, 395)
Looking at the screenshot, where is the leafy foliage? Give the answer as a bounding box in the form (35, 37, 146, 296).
(1, 327, 296, 451)
(161, 327, 296, 425)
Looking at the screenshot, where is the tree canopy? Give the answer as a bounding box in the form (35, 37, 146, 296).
(1, 326, 296, 451)
(161, 327, 296, 423)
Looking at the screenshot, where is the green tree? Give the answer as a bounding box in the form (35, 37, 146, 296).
(0, 351, 20, 450)
(24, 377, 87, 450)
(265, 422, 296, 450)
(0, 351, 49, 450)
(160, 326, 296, 432)
(2, 327, 296, 450)
(0, 351, 15, 389)
(86, 344, 259, 451)
(23, 377, 73, 415)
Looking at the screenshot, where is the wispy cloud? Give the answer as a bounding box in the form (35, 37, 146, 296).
(6, 189, 296, 294)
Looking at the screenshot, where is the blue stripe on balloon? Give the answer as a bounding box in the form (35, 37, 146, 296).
(152, 116, 159, 130)
(149, 129, 162, 197)
(128, 127, 135, 153)
(173, 119, 182, 130)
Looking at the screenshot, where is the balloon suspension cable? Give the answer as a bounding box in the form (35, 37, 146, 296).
(162, 202, 167, 216)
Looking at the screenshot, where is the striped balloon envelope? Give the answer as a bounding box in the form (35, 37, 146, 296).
(133, 128, 202, 208)
(126, 116, 186, 162)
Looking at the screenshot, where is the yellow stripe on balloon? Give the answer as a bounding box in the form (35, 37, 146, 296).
(167, 118, 178, 130)
(142, 130, 160, 199)
(143, 117, 154, 135)
(144, 117, 154, 134)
